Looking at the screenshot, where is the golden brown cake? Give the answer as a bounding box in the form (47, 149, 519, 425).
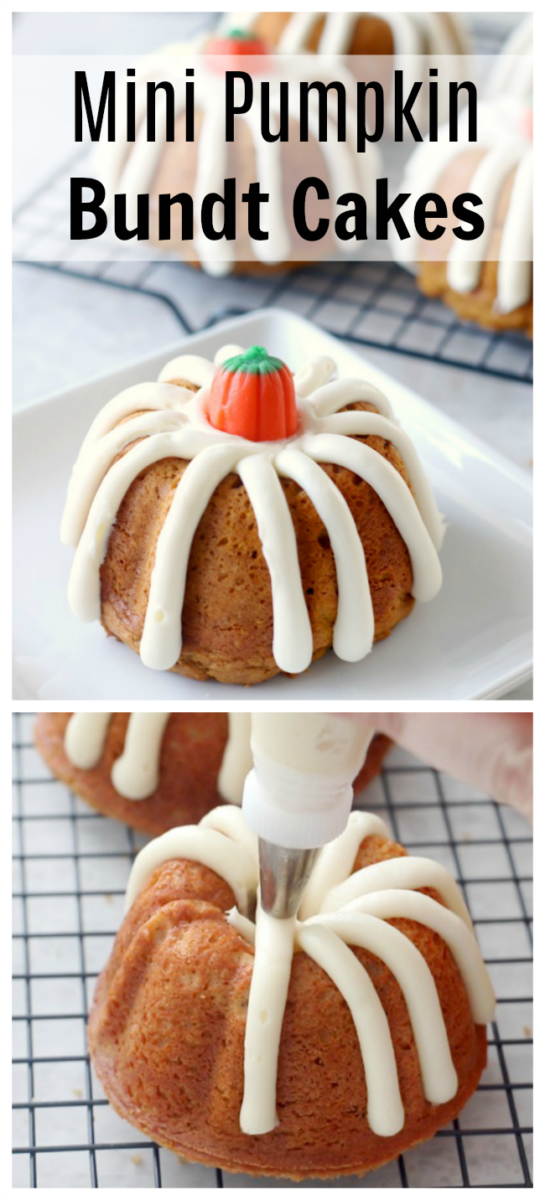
(94, 30, 380, 276)
(89, 804, 494, 1178)
(244, 10, 467, 57)
(33, 712, 391, 835)
(393, 19, 533, 336)
(60, 344, 444, 685)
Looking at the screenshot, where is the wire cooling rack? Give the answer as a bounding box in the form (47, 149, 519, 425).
(12, 713, 533, 1189)
(13, 199, 533, 388)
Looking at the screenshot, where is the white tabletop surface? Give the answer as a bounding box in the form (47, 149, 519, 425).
(12, 12, 532, 700)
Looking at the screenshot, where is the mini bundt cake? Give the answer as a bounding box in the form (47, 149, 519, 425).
(225, 10, 468, 58)
(95, 30, 380, 275)
(222, 11, 469, 135)
(392, 18, 533, 336)
(89, 805, 494, 1178)
(33, 712, 391, 835)
(60, 344, 444, 685)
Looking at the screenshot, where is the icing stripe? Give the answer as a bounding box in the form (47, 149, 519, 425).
(485, 17, 532, 101)
(308, 912, 459, 1106)
(447, 141, 525, 297)
(276, 446, 374, 661)
(297, 922, 404, 1136)
(394, 65, 533, 317)
(227, 904, 257, 945)
(293, 355, 337, 398)
(496, 150, 533, 314)
(318, 410, 445, 549)
(193, 104, 232, 276)
(158, 354, 216, 387)
(217, 715, 254, 806)
(317, 13, 359, 55)
(307, 433, 443, 602)
(299, 810, 389, 920)
(237, 454, 314, 674)
(337, 889, 495, 1024)
(277, 10, 319, 52)
(67, 433, 193, 621)
(240, 907, 296, 1135)
(110, 713, 171, 800)
(320, 855, 473, 928)
(65, 712, 112, 769)
(140, 444, 245, 670)
(64, 715, 253, 806)
(201, 804, 257, 859)
(62, 411, 184, 547)
(124, 825, 257, 914)
(70, 381, 186, 456)
(309, 378, 394, 419)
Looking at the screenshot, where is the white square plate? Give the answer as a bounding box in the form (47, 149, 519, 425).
(13, 308, 532, 700)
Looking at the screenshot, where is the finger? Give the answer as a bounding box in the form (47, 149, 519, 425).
(347, 714, 533, 822)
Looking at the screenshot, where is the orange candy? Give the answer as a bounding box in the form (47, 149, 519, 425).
(207, 346, 298, 442)
(206, 29, 270, 73)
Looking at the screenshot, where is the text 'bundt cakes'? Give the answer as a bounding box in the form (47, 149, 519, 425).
(33, 711, 391, 834)
(89, 804, 495, 1179)
(96, 14, 468, 275)
(392, 18, 533, 336)
(61, 344, 444, 685)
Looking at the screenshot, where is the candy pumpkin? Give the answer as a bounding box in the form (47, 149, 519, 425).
(206, 28, 270, 70)
(207, 346, 298, 441)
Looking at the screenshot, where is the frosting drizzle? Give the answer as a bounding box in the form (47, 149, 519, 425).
(61, 347, 444, 677)
(64, 712, 253, 804)
(125, 805, 496, 1138)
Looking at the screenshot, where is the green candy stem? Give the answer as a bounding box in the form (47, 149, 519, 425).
(227, 28, 256, 41)
(223, 345, 286, 375)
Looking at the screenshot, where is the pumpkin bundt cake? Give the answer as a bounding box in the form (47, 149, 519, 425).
(95, 29, 380, 275)
(220, 11, 468, 140)
(33, 712, 391, 835)
(89, 804, 494, 1178)
(61, 344, 444, 685)
(227, 10, 468, 58)
(392, 18, 533, 336)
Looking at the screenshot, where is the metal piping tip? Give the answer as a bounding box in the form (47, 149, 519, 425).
(258, 837, 321, 919)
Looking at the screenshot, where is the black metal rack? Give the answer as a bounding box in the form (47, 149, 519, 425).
(14, 240, 533, 390)
(12, 714, 533, 1188)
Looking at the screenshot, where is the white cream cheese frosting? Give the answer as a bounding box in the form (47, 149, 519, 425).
(392, 17, 533, 316)
(125, 804, 495, 1138)
(223, 10, 469, 58)
(64, 712, 252, 804)
(221, 10, 469, 133)
(61, 346, 444, 677)
(94, 43, 381, 277)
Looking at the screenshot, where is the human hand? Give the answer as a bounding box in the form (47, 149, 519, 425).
(354, 713, 533, 823)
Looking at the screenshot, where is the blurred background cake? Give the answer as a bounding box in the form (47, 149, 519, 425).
(95, 28, 381, 276)
(391, 18, 533, 336)
(34, 712, 392, 834)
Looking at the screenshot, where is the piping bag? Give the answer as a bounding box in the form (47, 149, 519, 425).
(242, 714, 375, 917)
